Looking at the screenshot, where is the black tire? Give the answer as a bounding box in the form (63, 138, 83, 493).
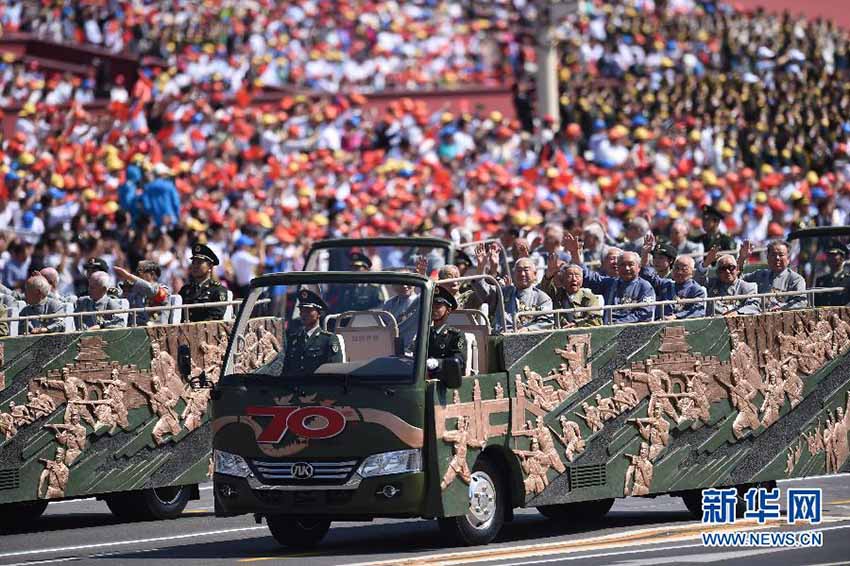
(267, 516, 331, 549)
(682, 485, 749, 520)
(0, 500, 49, 530)
(537, 498, 615, 521)
(105, 485, 192, 521)
(438, 458, 506, 546)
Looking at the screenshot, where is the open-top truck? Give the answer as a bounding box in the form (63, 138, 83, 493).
(210, 229, 850, 547)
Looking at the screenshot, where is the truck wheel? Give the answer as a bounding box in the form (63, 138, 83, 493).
(682, 485, 749, 520)
(105, 486, 192, 521)
(438, 458, 505, 546)
(267, 516, 331, 548)
(0, 500, 48, 530)
(537, 498, 614, 521)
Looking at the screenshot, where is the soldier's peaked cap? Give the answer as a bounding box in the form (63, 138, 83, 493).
(191, 243, 220, 266)
(653, 241, 678, 260)
(84, 257, 109, 272)
(433, 285, 458, 310)
(454, 250, 473, 266)
(298, 289, 328, 311)
(701, 204, 725, 219)
(349, 252, 372, 269)
(826, 241, 848, 256)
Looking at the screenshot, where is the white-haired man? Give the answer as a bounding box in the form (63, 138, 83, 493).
(75, 271, 126, 330)
(20, 275, 65, 334)
(471, 245, 553, 332)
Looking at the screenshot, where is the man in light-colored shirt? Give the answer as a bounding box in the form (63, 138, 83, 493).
(740, 240, 806, 311)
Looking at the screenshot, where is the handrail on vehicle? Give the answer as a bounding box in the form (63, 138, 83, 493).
(2, 298, 271, 335)
(514, 286, 847, 329)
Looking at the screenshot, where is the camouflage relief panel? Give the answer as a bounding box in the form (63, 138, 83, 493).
(431, 372, 511, 517)
(0, 319, 281, 504)
(484, 307, 850, 508)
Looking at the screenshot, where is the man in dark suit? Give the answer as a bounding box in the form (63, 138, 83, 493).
(283, 290, 343, 375)
(427, 286, 466, 375)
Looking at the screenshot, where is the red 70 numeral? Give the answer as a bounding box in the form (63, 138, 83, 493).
(246, 406, 346, 443)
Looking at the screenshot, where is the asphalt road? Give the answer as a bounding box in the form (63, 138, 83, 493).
(1, 475, 849, 566)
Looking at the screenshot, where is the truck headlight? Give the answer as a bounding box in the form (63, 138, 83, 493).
(358, 449, 422, 478)
(214, 450, 252, 478)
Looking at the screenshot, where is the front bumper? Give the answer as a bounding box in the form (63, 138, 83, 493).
(214, 471, 426, 518)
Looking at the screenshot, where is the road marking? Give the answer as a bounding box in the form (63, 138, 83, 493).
(346, 518, 850, 566)
(779, 473, 850, 483)
(343, 520, 779, 566)
(827, 499, 850, 505)
(486, 523, 850, 566)
(238, 554, 317, 563)
(182, 508, 213, 514)
(0, 526, 267, 559)
(609, 547, 787, 565)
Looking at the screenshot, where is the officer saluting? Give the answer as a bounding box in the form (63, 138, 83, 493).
(427, 286, 466, 375)
(179, 244, 229, 322)
(283, 290, 343, 375)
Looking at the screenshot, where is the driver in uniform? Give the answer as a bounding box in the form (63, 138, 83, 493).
(427, 286, 466, 375)
(337, 252, 382, 310)
(283, 290, 343, 375)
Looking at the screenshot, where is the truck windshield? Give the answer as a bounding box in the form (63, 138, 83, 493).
(224, 278, 424, 382)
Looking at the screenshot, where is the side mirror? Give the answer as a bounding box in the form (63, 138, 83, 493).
(436, 358, 463, 389)
(177, 344, 192, 379)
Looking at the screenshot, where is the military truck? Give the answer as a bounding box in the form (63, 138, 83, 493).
(209, 248, 850, 547)
(0, 300, 237, 529)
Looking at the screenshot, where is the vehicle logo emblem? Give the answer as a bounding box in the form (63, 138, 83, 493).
(291, 462, 314, 480)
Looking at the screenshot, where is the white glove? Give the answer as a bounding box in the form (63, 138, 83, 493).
(427, 358, 439, 371)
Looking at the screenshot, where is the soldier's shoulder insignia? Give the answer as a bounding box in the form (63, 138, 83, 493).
(331, 340, 339, 353)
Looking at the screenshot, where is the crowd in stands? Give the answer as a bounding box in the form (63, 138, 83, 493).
(1, 0, 508, 93)
(1, 1, 850, 336)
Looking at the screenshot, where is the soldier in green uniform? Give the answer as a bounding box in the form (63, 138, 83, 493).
(426, 286, 466, 375)
(179, 244, 229, 322)
(338, 252, 382, 311)
(690, 205, 736, 253)
(815, 242, 850, 307)
(283, 290, 343, 375)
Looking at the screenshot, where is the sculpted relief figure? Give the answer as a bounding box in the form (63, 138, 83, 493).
(558, 415, 586, 462)
(630, 404, 671, 461)
(624, 442, 654, 496)
(0, 411, 17, 440)
(720, 368, 761, 440)
(832, 314, 850, 358)
(38, 448, 70, 499)
(45, 412, 87, 465)
(577, 401, 604, 433)
(182, 388, 211, 432)
(135, 375, 182, 444)
(26, 390, 56, 420)
(441, 416, 485, 490)
(516, 437, 553, 496)
(612, 382, 639, 413)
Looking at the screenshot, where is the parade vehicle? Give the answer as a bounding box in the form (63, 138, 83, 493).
(0, 299, 241, 529)
(210, 228, 850, 548)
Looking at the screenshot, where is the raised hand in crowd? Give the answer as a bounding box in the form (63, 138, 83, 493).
(703, 245, 720, 268)
(415, 255, 428, 276)
(545, 251, 563, 280)
(738, 240, 754, 272)
(561, 232, 581, 264)
(640, 232, 656, 267)
(514, 239, 530, 259)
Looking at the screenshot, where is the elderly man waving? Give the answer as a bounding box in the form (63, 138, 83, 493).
(562, 233, 655, 324)
(471, 243, 553, 332)
(640, 234, 707, 320)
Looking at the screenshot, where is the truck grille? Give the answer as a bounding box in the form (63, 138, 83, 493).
(250, 459, 359, 484)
